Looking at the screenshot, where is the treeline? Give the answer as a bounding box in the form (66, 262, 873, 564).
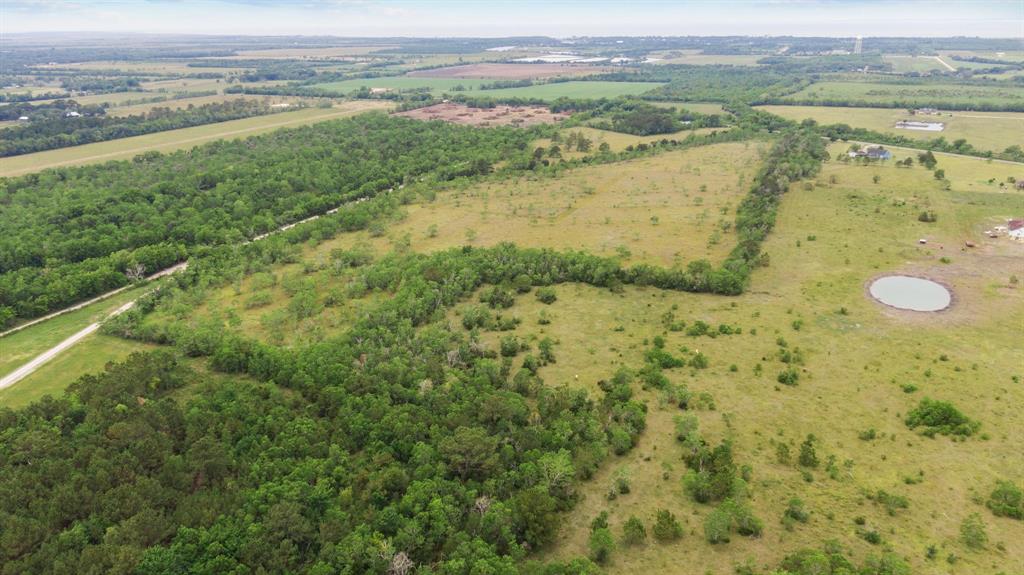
(815, 121, 1024, 163)
(0, 99, 287, 157)
(765, 97, 1024, 113)
(0, 113, 540, 327)
(723, 128, 828, 280)
(586, 102, 725, 135)
(0, 99, 106, 121)
(59, 76, 142, 92)
(586, 66, 812, 103)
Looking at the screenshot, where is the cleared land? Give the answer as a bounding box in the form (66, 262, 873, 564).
(757, 105, 1024, 153)
(535, 126, 727, 155)
(0, 100, 391, 176)
(395, 102, 569, 126)
(408, 63, 613, 79)
(785, 81, 1024, 108)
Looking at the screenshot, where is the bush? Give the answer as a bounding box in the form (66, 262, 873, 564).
(652, 509, 683, 542)
(798, 435, 819, 468)
(960, 513, 987, 550)
(588, 528, 615, 563)
(704, 506, 732, 544)
(777, 368, 800, 386)
(905, 398, 980, 437)
(536, 287, 557, 304)
(987, 480, 1024, 520)
(784, 497, 810, 523)
(622, 516, 647, 545)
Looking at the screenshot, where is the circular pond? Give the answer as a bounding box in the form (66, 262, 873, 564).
(869, 276, 951, 312)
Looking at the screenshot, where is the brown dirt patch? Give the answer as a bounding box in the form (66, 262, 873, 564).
(395, 103, 569, 127)
(406, 63, 611, 79)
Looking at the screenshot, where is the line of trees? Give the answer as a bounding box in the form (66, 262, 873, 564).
(0, 113, 540, 327)
(0, 99, 290, 157)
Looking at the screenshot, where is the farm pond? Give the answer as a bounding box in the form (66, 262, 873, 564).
(869, 275, 952, 311)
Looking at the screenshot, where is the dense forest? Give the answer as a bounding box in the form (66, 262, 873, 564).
(0, 113, 540, 326)
(0, 99, 287, 156)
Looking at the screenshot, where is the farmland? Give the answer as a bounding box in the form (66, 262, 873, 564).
(0, 100, 391, 176)
(757, 105, 1024, 154)
(407, 63, 613, 79)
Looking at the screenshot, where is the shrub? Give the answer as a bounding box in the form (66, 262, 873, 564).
(652, 509, 683, 542)
(777, 368, 800, 386)
(590, 511, 609, 532)
(960, 513, 987, 550)
(480, 285, 515, 309)
(784, 497, 810, 523)
(622, 516, 647, 545)
(536, 287, 557, 304)
(704, 506, 733, 544)
(987, 480, 1024, 520)
(905, 398, 980, 437)
(798, 435, 818, 468)
(588, 528, 615, 563)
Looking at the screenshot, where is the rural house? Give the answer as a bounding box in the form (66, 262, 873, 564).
(848, 144, 892, 160)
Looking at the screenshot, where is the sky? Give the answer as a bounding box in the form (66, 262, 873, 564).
(3, 0, 1023, 38)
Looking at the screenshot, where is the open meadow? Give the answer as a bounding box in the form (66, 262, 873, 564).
(0, 100, 391, 176)
(756, 105, 1024, 153)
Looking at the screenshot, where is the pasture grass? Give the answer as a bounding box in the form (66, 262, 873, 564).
(521, 145, 1023, 573)
(0, 100, 391, 176)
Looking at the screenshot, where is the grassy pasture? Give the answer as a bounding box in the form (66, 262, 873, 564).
(230, 46, 399, 58)
(310, 76, 489, 93)
(140, 76, 227, 93)
(513, 146, 1023, 574)
(786, 81, 1024, 108)
(0, 100, 391, 176)
(317, 140, 764, 270)
(757, 105, 1024, 154)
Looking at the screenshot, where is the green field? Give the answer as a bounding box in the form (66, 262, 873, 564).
(757, 105, 1024, 154)
(0, 100, 391, 176)
(310, 76, 491, 93)
(648, 50, 764, 66)
(786, 81, 1024, 108)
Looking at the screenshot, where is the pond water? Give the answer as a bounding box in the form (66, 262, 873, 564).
(869, 276, 951, 311)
